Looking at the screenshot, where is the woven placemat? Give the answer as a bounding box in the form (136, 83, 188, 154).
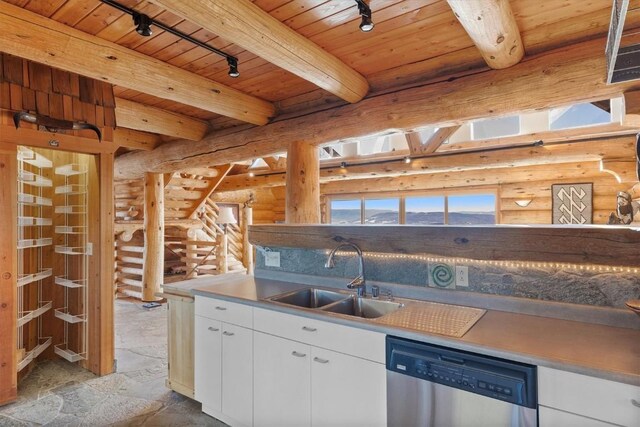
(373, 301, 486, 338)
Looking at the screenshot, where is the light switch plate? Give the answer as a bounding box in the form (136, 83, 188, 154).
(455, 266, 469, 287)
(265, 251, 280, 268)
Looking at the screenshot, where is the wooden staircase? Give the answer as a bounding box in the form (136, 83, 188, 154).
(113, 164, 245, 298)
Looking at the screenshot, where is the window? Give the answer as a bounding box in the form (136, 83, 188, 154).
(447, 194, 496, 225)
(364, 198, 399, 224)
(549, 102, 611, 130)
(328, 193, 496, 225)
(330, 199, 361, 224)
(405, 196, 445, 225)
(471, 116, 520, 140)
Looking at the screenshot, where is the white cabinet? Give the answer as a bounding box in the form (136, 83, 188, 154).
(194, 296, 254, 427)
(222, 324, 253, 427)
(194, 316, 222, 414)
(252, 308, 387, 427)
(311, 347, 386, 427)
(254, 332, 311, 427)
(538, 367, 640, 427)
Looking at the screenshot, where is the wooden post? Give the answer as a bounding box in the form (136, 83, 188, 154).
(219, 232, 229, 274)
(285, 140, 320, 224)
(242, 201, 254, 274)
(0, 145, 17, 405)
(142, 173, 164, 302)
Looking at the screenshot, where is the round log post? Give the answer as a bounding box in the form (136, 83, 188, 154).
(142, 172, 164, 302)
(285, 140, 320, 223)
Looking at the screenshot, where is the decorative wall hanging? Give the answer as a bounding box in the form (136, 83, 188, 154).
(552, 183, 593, 224)
(607, 191, 640, 224)
(428, 262, 455, 289)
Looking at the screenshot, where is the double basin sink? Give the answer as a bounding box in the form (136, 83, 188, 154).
(267, 287, 403, 319)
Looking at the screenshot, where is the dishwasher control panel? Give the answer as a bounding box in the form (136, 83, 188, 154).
(386, 336, 537, 408)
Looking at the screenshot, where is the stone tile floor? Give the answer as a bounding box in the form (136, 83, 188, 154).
(0, 298, 225, 426)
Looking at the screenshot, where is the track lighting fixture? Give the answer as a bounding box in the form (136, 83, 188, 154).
(101, 0, 240, 78)
(341, 162, 348, 169)
(133, 12, 152, 37)
(227, 57, 240, 78)
(355, 0, 374, 32)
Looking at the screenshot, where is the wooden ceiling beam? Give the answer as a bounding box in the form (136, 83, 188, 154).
(115, 98, 209, 141)
(149, 0, 369, 103)
(407, 126, 461, 156)
(0, 2, 275, 125)
(112, 128, 162, 151)
(215, 137, 636, 191)
(446, 0, 524, 69)
(114, 38, 640, 180)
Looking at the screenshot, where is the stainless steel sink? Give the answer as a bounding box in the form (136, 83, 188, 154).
(322, 297, 403, 319)
(269, 288, 348, 309)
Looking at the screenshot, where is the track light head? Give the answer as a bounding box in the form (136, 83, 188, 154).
(227, 57, 240, 78)
(133, 12, 152, 37)
(355, 0, 374, 32)
(404, 156, 412, 164)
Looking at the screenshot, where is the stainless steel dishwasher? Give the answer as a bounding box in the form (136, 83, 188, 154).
(386, 336, 537, 427)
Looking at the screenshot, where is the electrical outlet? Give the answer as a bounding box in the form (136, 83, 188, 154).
(265, 251, 281, 268)
(455, 266, 469, 287)
(86, 242, 93, 256)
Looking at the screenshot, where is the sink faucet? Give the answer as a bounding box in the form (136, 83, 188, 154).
(325, 242, 366, 297)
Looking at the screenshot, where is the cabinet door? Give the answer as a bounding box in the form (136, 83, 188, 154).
(539, 406, 617, 427)
(311, 347, 386, 427)
(194, 315, 222, 414)
(221, 323, 253, 427)
(254, 331, 311, 427)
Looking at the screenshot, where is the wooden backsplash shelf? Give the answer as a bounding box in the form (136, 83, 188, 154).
(249, 225, 640, 267)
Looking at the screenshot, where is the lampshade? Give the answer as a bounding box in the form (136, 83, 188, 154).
(216, 207, 237, 225)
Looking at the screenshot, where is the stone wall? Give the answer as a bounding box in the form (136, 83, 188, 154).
(256, 247, 640, 309)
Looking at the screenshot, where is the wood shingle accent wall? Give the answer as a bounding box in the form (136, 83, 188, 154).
(0, 53, 116, 129)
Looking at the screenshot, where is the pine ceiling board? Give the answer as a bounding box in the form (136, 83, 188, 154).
(300, 0, 434, 41)
(511, 0, 609, 30)
(133, 27, 185, 57)
(74, 1, 133, 35)
(50, 0, 102, 26)
(23, 0, 67, 16)
(521, 7, 613, 55)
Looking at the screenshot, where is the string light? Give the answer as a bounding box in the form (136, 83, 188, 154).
(324, 250, 639, 274)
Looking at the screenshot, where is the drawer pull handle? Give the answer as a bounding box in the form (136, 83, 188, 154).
(207, 327, 219, 332)
(313, 357, 329, 364)
(222, 331, 235, 336)
(291, 351, 307, 358)
(302, 326, 317, 332)
(215, 306, 227, 311)
(632, 399, 640, 408)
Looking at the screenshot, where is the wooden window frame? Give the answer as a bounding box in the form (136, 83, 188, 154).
(326, 187, 500, 225)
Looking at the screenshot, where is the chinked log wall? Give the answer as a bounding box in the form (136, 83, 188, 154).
(214, 160, 632, 225)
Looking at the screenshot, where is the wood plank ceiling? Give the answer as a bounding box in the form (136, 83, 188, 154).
(2, 0, 627, 133)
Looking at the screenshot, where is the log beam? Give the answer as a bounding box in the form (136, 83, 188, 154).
(112, 129, 162, 151)
(0, 2, 275, 125)
(447, 0, 524, 69)
(151, 0, 369, 103)
(115, 98, 209, 141)
(407, 126, 461, 156)
(286, 141, 320, 224)
(142, 173, 164, 302)
(217, 137, 637, 191)
(114, 38, 640, 180)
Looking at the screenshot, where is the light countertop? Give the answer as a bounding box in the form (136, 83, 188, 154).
(164, 274, 640, 386)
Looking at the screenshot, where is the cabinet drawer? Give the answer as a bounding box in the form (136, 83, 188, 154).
(195, 296, 253, 328)
(253, 307, 385, 363)
(538, 367, 640, 427)
(539, 406, 616, 427)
